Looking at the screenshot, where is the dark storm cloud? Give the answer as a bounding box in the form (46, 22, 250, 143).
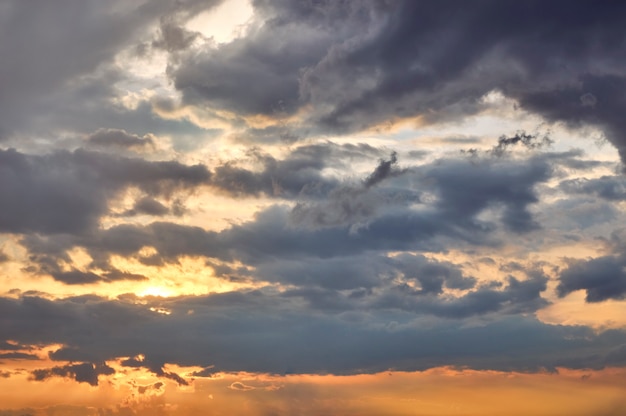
(0, 148, 210, 235)
(301, 0, 626, 161)
(169, 0, 626, 163)
(1, 293, 625, 379)
(170, 0, 390, 116)
(516, 74, 626, 165)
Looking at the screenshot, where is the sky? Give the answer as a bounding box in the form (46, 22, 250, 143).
(1, 0, 626, 414)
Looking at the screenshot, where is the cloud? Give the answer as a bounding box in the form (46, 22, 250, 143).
(209, 142, 381, 198)
(210, 149, 337, 198)
(425, 156, 551, 233)
(1, 1, 626, 398)
(169, 0, 377, 117)
(491, 131, 553, 158)
(556, 228, 626, 302)
(136, 381, 164, 395)
(289, 151, 414, 229)
(557, 255, 626, 302)
(86, 128, 155, 150)
(0, 148, 210, 235)
(363, 152, 401, 188)
(255, 253, 476, 293)
(15, 150, 560, 285)
(0, 352, 39, 360)
(165, 0, 626, 166)
(1, 293, 625, 379)
(560, 176, 626, 201)
(152, 20, 200, 52)
(48, 269, 148, 286)
(30, 362, 114, 386)
(0, 0, 223, 138)
(119, 197, 186, 218)
(229, 381, 256, 391)
(0, 341, 31, 351)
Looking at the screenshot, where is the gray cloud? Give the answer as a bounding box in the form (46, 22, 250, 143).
(119, 197, 186, 218)
(170, 0, 386, 117)
(166, 0, 626, 166)
(152, 19, 200, 53)
(210, 142, 382, 198)
(15, 149, 563, 285)
(560, 176, 626, 201)
(491, 131, 553, 158)
(0, 148, 210, 235)
(31, 362, 114, 386)
(255, 253, 476, 292)
(363, 152, 401, 188)
(1, 293, 625, 379)
(557, 255, 626, 302)
(86, 128, 155, 150)
(425, 156, 551, 233)
(0, 352, 39, 360)
(290, 151, 415, 229)
(0, 0, 223, 139)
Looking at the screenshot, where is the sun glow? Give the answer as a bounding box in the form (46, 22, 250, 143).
(138, 286, 174, 298)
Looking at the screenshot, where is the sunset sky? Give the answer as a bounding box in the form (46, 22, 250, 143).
(1, 1, 626, 414)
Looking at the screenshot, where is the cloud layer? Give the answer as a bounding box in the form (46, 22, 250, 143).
(1, 0, 626, 403)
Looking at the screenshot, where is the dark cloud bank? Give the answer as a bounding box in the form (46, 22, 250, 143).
(2, 292, 626, 386)
(170, 0, 626, 163)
